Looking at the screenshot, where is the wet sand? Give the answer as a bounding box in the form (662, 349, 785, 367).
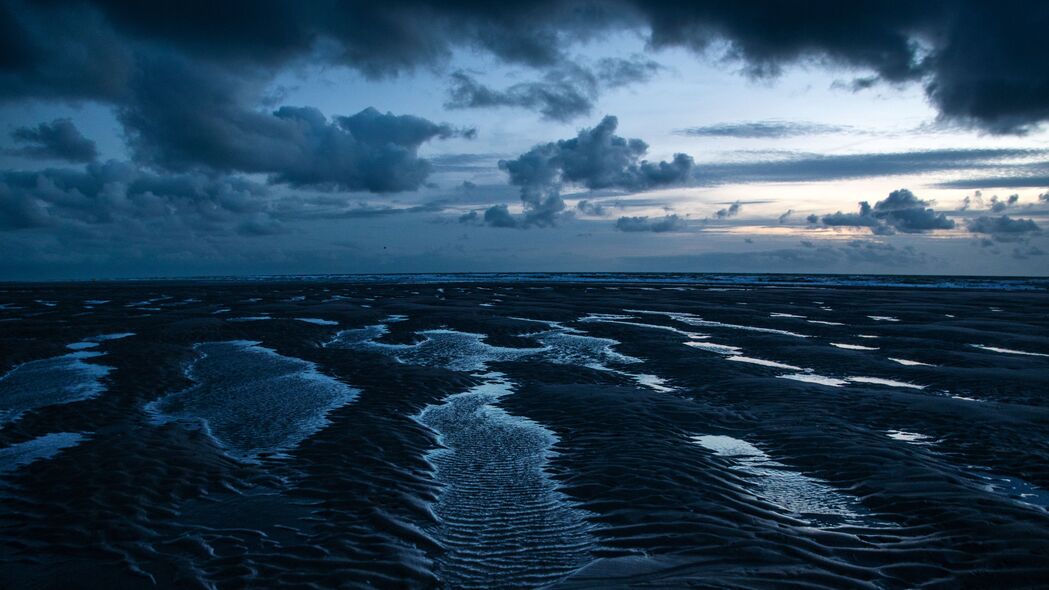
(1, 277, 1048, 588)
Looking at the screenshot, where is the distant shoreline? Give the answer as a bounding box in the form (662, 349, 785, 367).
(3, 272, 1047, 291)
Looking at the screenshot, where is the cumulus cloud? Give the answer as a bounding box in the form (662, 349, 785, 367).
(488, 115, 694, 227)
(818, 189, 955, 235)
(989, 194, 1020, 212)
(482, 204, 520, 228)
(715, 201, 742, 219)
(7, 119, 97, 162)
(615, 214, 687, 233)
(778, 209, 794, 223)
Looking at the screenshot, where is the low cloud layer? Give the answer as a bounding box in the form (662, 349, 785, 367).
(678, 121, 849, 138)
(966, 215, 1041, 243)
(615, 214, 687, 233)
(621, 239, 934, 273)
(0, 160, 273, 235)
(696, 148, 1045, 186)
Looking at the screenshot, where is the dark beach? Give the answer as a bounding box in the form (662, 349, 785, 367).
(1, 275, 1048, 589)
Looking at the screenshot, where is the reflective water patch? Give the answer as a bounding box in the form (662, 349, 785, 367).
(0, 351, 111, 425)
(0, 432, 89, 473)
(147, 341, 359, 460)
(692, 434, 868, 525)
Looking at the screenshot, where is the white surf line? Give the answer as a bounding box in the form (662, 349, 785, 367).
(294, 317, 339, 325)
(770, 312, 806, 319)
(969, 344, 1049, 358)
(867, 316, 900, 322)
(886, 430, 935, 445)
(92, 333, 134, 341)
(807, 320, 845, 326)
(846, 376, 924, 389)
(626, 309, 811, 338)
(578, 316, 709, 339)
(777, 373, 848, 387)
(579, 313, 636, 321)
(831, 343, 880, 351)
(888, 358, 934, 366)
(725, 356, 803, 370)
(684, 341, 743, 355)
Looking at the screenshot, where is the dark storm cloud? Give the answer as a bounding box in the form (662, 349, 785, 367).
(117, 56, 468, 192)
(446, 57, 661, 122)
(7, 119, 98, 162)
(0, 160, 273, 232)
(678, 121, 849, 138)
(615, 214, 687, 233)
(2, 1, 1047, 133)
(445, 68, 597, 123)
(126, 60, 466, 190)
(488, 115, 694, 228)
(818, 189, 955, 235)
(696, 148, 1045, 185)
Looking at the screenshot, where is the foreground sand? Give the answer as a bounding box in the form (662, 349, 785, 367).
(1, 278, 1048, 588)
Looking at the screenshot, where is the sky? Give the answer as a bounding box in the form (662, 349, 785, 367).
(1, 1, 1047, 280)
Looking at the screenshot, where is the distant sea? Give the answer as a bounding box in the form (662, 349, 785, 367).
(56, 273, 1049, 291)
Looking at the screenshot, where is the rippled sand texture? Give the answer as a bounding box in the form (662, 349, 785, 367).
(331, 329, 596, 586)
(419, 376, 593, 588)
(1, 278, 1048, 589)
